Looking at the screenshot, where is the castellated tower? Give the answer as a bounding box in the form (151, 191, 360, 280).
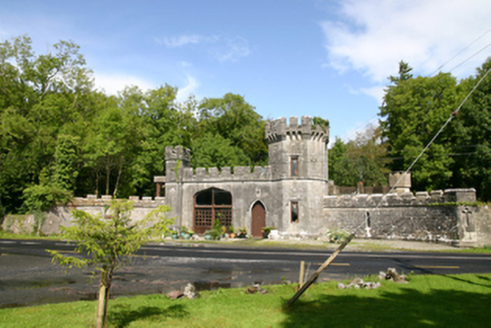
(165, 146, 191, 182)
(163, 146, 191, 226)
(157, 116, 330, 237)
(265, 116, 329, 235)
(265, 116, 329, 181)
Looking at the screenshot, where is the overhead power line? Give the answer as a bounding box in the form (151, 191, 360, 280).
(448, 42, 491, 73)
(429, 28, 491, 76)
(350, 67, 491, 236)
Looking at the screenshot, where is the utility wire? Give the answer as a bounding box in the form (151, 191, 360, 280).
(350, 68, 491, 235)
(448, 42, 491, 73)
(428, 27, 491, 76)
(343, 28, 491, 148)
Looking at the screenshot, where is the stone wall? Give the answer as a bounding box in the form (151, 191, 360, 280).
(320, 188, 490, 247)
(2, 214, 36, 234)
(3, 190, 490, 247)
(1, 195, 167, 235)
(474, 205, 491, 247)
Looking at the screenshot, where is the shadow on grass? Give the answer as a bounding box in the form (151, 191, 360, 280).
(442, 274, 491, 288)
(282, 278, 491, 327)
(109, 304, 189, 327)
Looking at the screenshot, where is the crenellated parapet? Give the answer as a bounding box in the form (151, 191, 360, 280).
(69, 195, 166, 208)
(323, 188, 477, 208)
(265, 116, 329, 144)
(165, 146, 191, 163)
(177, 165, 272, 182)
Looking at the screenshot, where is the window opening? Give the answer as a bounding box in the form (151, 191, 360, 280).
(291, 156, 299, 177)
(291, 201, 299, 222)
(194, 188, 232, 233)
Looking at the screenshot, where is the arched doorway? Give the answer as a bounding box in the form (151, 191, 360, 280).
(251, 201, 266, 238)
(194, 188, 232, 234)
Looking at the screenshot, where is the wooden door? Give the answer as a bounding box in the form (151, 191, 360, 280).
(251, 201, 266, 238)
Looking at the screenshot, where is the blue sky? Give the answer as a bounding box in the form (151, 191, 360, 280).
(1, 0, 490, 143)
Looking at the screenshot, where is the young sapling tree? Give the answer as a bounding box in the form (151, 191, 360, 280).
(49, 200, 173, 328)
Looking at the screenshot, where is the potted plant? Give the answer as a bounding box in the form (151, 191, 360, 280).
(238, 226, 248, 238)
(210, 218, 222, 240)
(171, 229, 179, 239)
(204, 230, 213, 240)
(262, 227, 275, 239)
(180, 226, 192, 239)
(229, 224, 236, 238)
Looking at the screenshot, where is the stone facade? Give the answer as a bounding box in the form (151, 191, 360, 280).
(158, 116, 329, 237)
(322, 189, 490, 247)
(3, 116, 490, 247)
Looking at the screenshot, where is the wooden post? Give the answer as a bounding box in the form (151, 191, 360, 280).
(299, 261, 305, 288)
(285, 233, 355, 308)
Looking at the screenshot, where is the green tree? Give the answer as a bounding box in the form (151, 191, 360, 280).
(191, 132, 250, 169)
(380, 62, 462, 191)
(328, 138, 352, 186)
(23, 134, 79, 213)
(80, 92, 141, 197)
(49, 201, 174, 328)
(196, 93, 267, 166)
(0, 36, 94, 213)
(126, 85, 197, 196)
(328, 126, 390, 187)
(451, 59, 491, 200)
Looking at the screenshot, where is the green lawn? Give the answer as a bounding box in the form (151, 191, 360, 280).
(1, 273, 490, 327)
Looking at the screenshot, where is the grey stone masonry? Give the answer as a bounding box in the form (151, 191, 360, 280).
(5, 115, 490, 247)
(162, 116, 330, 235)
(321, 188, 489, 246)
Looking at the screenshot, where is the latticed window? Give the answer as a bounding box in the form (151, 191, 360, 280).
(194, 188, 232, 233)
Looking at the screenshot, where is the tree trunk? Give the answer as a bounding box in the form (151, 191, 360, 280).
(95, 283, 107, 328)
(95, 258, 116, 328)
(105, 163, 110, 196)
(95, 268, 108, 328)
(113, 158, 123, 198)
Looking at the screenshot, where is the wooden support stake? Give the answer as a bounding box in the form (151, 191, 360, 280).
(285, 233, 355, 308)
(299, 261, 305, 288)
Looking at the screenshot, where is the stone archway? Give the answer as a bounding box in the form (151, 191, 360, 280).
(194, 188, 232, 234)
(251, 201, 266, 238)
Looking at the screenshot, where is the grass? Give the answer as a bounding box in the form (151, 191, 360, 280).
(1, 273, 490, 327)
(0, 230, 63, 240)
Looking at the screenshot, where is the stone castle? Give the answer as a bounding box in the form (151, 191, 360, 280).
(156, 116, 329, 238)
(4, 116, 490, 247)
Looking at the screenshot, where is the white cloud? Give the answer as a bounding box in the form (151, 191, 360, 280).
(93, 72, 155, 95)
(321, 0, 491, 82)
(157, 33, 251, 62)
(212, 36, 252, 62)
(159, 34, 218, 48)
(360, 85, 385, 104)
(176, 75, 199, 102)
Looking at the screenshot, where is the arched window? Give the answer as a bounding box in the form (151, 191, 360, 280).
(194, 188, 232, 234)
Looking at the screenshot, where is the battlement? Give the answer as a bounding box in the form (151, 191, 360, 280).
(166, 165, 272, 183)
(165, 146, 191, 162)
(323, 188, 477, 208)
(265, 116, 329, 144)
(69, 195, 166, 208)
